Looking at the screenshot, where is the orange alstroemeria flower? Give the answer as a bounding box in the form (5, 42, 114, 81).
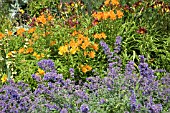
(116, 10, 124, 18)
(111, 0, 119, 6)
(103, 12, 110, 20)
(82, 66, 88, 73)
(47, 15, 53, 21)
(7, 31, 13, 36)
(16, 28, 25, 36)
(50, 40, 56, 46)
(101, 32, 107, 39)
(81, 64, 92, 73)
(72, 30, 78, 36)
(84, 51, 88, 56)
(28, 27, 36, 34)
(89, 51, 95, 58)
(109, 10, 117, 20)
(69, 39, 77, 48)
(0, 32, 5, 40)
(37, 14, 47, 24)
(91, 43, 98, 51)
(104, 0, 110, 6)
(84, 65, 92, 71)
(18, 47, 25, 54)
(26, 47, 33, 54)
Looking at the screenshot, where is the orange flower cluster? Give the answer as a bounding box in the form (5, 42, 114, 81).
(92, 9, 123, 20)
(84, 51, 96, 58)
(36, 13, 54, 25)
(93, 32, 107, 39)
(59, 31, 99, 57)
(80, 64, 92, 73)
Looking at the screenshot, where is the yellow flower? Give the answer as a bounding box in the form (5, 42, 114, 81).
(19, 9, 25, 14)
(58, 45, 69, 55)
(36, 54, 41, 60)
(1, 74, 7, 83)
(41, 53, 45, 58)
(70, 47, 79, 54)
(38, 68, 45, 75)
(7, 52, 13, 58)
(33, 52, 37, 57)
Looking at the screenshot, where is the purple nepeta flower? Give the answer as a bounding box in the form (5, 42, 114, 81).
(147, 96, 162, 113)
(138, 56, 155, 79)
(114, 36, 122, 53)
(80, 104, 89, 113)
(60, 108, 68, 113)
(75, 90, 89, 100)
(43, 72, 63, 82)
(103, 77, 114, 90)
(125, 61, 135, 75)
(38, 59, 55, 72)
(130, 90, 137, 111)
(99, 98, 106, 104)
(31, 74, 41, 82)
(139, 55, 145, 63)
(69, 68, 74, 78)
(100, 40, 113, 60)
